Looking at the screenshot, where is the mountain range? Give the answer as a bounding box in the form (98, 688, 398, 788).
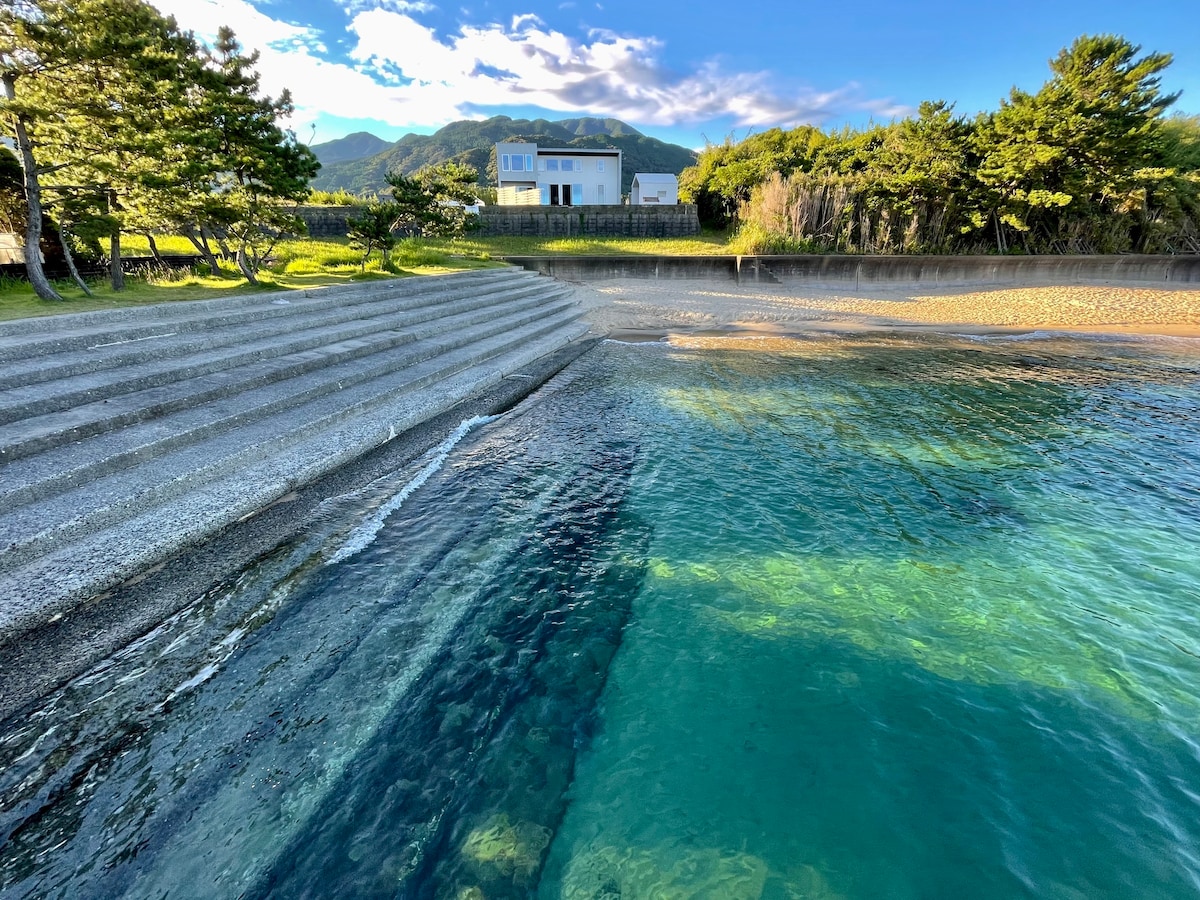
(309, 116, 698, 196)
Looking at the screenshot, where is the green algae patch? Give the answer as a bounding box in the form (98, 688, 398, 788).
(645, 551, 1187, 719)
(461, 813, 552, 878)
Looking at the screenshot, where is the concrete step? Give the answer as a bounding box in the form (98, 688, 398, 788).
(0, 267, 586, 635)
(0, 268, 527, 364)
(0, 278, 559, 425)
(0, 303, 583, 571)
(0, 289, 577, 509)
(0, 312, 589, 633)
(0, 281, 571, 451)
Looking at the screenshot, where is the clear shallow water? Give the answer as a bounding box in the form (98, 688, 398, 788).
(2, 332, 1200, 898)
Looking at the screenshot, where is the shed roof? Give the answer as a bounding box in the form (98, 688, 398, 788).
(632, 173, 678, 184)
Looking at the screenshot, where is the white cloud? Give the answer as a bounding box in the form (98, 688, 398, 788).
(340, 9, 862, 129)
(152, 0, 313, 48)
(150, 0, 907, 136)
(337, 0, 437, 13)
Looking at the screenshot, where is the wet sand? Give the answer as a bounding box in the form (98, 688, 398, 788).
(571, 278, 1200, 339)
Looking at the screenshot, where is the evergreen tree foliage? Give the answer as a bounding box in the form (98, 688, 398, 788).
(384, 161, 480, 238)
(1, 1, 317, 290)
(684, 34, 1197, 255)
(346, 201, 399, 270)
(190, 28, 318, 282)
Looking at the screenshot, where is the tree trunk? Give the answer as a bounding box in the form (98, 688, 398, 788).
(182, 224, 221, 274)
(210, 229, 233, 260)
(107, 190, 125, 291)
(235, 243, 257, 284)
(3, 73, 63, 301)
(58, 228, 93, 296)
(993, 211, 1007, 254)
(146, 232, 163, 263)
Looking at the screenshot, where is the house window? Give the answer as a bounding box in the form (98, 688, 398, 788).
(525, 154, 533, 171)
(573, 183, 583, 204)
(501, 153, 510, 171)
(658, 190, 668, 200)
(511, 154, 525, 172)
(597, 160, 605, 173)
(560, 159, 574, 173)
(597, 184, 605, 203)
(546, 159, 559, 172)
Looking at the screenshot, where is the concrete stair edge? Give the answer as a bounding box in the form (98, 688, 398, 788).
(0, 284, 573, 458)
(0, 315, 589, 634)
(0, 305, 586, 571)
(0, 268, 533, 367)
(0, 267, 529, 343)
(0, 292, 580, 506)
(0, 280, 569, 423)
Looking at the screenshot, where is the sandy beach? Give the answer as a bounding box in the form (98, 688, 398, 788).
(570, 278, 1200, 339)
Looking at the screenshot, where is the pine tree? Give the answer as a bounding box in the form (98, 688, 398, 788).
(2, 0, 197, 294)
(974, 35, 1176, 252)
(192, 28, 318, 283)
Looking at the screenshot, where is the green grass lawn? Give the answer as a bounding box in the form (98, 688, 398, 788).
(429, 230, 733, 258)
(0, 231, 734, 322)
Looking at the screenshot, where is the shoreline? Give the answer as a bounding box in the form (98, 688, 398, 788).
(570, 278, 1200, 341)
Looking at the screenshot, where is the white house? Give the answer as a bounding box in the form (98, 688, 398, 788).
(495, 141, 622, 206)
(630, 173, 679, 205)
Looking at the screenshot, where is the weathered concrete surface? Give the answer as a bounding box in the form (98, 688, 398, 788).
(0, 339, 597, 724)
(503, 253, 1200, 285)
(503, 255, 738, 281)
(0, 268, 588, 664)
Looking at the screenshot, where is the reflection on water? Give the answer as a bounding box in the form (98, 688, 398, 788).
(3, 332, 1200, 899)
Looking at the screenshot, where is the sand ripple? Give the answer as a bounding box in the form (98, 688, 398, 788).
(572, 278, 1200, 338)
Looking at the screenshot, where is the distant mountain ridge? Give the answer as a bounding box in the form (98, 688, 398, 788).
(310, 131, 393, 166)
(309, 115, 696, 196)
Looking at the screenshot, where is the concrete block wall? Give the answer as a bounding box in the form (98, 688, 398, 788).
(292, 205, 365, 238)
(476, 204, 701, 238)
(290, 204, 703, 239)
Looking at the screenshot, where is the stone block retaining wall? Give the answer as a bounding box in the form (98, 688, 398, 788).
(292, 204, 365, 238)
(475, 204, 701, 238)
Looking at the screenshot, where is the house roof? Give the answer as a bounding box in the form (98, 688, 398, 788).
(632, 173, 678, 184)
(535, 147, 621, 157)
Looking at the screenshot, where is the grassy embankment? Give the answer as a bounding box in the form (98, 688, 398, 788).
(0, 231, 732, 322)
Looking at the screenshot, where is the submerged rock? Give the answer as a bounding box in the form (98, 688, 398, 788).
(462, 813, 553, 879)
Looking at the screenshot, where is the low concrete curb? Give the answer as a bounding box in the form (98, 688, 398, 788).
(501, 253, 1200, 286)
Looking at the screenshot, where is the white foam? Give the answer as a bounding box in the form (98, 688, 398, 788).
(325, 414, 500, 566)
(953, 330, 1064, 343)
(165, 663, 220, 703)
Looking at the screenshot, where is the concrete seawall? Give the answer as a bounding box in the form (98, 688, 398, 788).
(502, 254, 1200, 286)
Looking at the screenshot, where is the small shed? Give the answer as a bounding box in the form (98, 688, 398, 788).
(631, 173, 679, 205)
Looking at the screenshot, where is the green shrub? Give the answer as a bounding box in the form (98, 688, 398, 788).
(727, 221, 814, 255)
(306, 189, 365, 206)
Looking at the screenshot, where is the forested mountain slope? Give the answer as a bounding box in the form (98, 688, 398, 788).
(311, 116, 697, 195)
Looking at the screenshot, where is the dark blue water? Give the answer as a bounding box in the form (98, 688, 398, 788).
(2, 332, 1199, 898)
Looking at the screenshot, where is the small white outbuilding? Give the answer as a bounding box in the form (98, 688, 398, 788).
(630, 173, 679, 205)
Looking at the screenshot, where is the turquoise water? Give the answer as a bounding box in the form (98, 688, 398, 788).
(2, 332, 1200, 898)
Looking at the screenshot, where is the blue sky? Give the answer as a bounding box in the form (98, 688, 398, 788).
(152, 0, 1199, 150)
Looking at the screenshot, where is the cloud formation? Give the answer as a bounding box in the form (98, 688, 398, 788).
(152, 0, 907, 135)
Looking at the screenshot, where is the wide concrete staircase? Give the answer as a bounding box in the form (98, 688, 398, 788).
(0, 267, 587, 636)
